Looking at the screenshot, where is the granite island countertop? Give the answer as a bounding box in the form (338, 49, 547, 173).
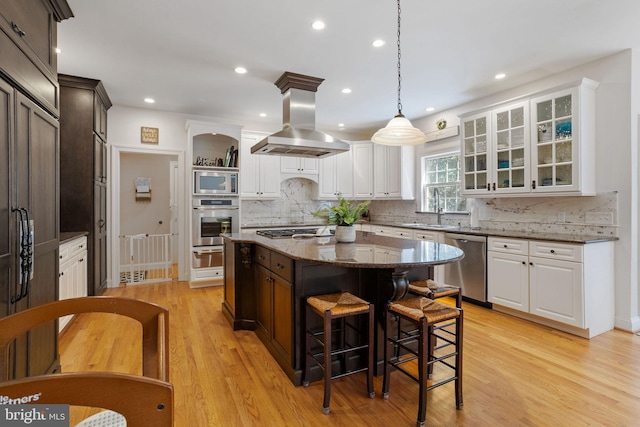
(223, 230, 464, 268)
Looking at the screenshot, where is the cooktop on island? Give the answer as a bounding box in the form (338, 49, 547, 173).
(256, 228, 334, 239)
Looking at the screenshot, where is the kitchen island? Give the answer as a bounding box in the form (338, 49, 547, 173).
(222, 231, 464, 385)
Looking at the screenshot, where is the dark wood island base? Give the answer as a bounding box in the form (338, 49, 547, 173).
(222, 232, 463, 386)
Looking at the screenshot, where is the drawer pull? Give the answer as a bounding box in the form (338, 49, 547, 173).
(550, 249, 556, 254)
(11, 22, 26, 37)
(503, 244, 508, 248)
(276, 263, 284, 270)
(258, 255, 265, 260)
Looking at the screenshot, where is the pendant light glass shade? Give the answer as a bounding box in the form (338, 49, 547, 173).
(372, 0, 427, 146)
(371, 114, 427, 146)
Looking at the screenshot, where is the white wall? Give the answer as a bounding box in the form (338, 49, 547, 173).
(413, 49, 639, 332)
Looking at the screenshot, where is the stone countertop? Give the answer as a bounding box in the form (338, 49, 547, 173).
(383, 222, 617, 244)
(241, 221, 617, 244)
(60, 231, 89, 244)
(223, 231, 464, 268)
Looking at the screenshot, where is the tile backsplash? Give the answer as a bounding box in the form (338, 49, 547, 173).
(241, 178, 618, 237)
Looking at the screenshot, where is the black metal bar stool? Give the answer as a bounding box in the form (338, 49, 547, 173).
(409, 279, 462, 308)
(383, 296, 463, 427)
(303, 292, 375, 414)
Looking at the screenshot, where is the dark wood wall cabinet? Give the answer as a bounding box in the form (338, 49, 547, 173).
(0, 0, 72, 380)
(0, 1, 73, 117)
(58, 74, 112, 296)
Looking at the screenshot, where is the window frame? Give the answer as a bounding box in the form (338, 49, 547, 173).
(419, 151, 467, 213)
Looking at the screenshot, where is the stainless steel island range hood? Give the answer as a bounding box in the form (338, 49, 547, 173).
(251, 72, 350, 158)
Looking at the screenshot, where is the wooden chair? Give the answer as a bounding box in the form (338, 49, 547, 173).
(0, 296, 173, 427)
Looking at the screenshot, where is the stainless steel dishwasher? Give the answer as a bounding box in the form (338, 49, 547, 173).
(443, 233, 490, 306)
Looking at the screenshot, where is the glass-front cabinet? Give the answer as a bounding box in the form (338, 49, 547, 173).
(460, 78, 598, 197)
(462, 111, 489, 195)
(529, 84, 594, 194)
(462, 101, 529, 196)
(492, 101, 529, 193)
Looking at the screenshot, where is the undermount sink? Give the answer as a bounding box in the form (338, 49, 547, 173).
(400, 223, 460, 230)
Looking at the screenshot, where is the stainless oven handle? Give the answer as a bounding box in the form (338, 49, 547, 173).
(193, 207, 238, 211)
(195, 248, 224, 255)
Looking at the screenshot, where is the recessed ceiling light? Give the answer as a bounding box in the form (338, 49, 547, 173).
(341, 88, 352, 94)
(144, 98, 155, 104)
(259, 113, 267, 117)
(235, 66, 247, 74)
(372, 39, 385, 47)
(55, 47, 61, 54)
(495, 73, 506, 80)
(312, 20, 325, 30)
(426, 107, 435, 112)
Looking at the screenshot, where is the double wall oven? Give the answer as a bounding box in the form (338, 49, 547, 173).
(192, 197, 239, 277)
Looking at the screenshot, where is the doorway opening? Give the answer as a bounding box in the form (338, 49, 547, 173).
(117, 151, 180, 285)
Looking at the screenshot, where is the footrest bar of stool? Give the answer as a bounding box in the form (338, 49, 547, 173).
(331, 366, 369, 380)
(426, 375, 457, 391)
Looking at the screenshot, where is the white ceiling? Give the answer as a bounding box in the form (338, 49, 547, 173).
(57, 0, 640, 136)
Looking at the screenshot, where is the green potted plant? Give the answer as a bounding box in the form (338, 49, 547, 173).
(313, 196, 370, 242)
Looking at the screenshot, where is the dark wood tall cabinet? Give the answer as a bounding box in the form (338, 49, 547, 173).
(0, 0, 73, 380)
(58, 75, 111, 296)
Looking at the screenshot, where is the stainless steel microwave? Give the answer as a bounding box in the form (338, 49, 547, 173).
(193, 169, 238, 195)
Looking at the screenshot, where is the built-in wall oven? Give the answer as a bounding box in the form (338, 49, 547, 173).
(192, 197, 239, 273)
(192, 197, 239, 246)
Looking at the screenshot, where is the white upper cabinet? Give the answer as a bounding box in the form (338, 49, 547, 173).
(352, 142, 374, 199)
(461, 78, 598, 197)
(529, 80, 598, 195)
(461, 111, 490, 195)
(317, 148, 353, 199)
(280, 156, 319, 178)
(373, 144, 415, 200)
(240, 132, 281, 199)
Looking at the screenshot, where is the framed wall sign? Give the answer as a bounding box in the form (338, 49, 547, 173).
(141, 126, 159, 144)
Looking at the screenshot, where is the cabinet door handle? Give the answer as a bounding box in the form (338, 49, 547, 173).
(532, 180, 536, 189)
(487, 183, 491, 191)
(492, 182, 496, 191)
(11, 22, 26, 37)
(529, 262, 534, 266)
(522, 261, 526, 265)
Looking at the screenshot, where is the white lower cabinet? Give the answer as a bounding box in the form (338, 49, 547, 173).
(59, 236, 88, 332)
(488, 236, 613, 338)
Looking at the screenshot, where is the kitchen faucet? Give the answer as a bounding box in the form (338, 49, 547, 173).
(434, 188, 443, 225)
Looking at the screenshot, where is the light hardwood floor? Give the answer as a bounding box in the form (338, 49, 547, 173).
(59, 281, 640, 427)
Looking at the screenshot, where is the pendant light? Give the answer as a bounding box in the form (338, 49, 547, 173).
(371, 0, 427, 146)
